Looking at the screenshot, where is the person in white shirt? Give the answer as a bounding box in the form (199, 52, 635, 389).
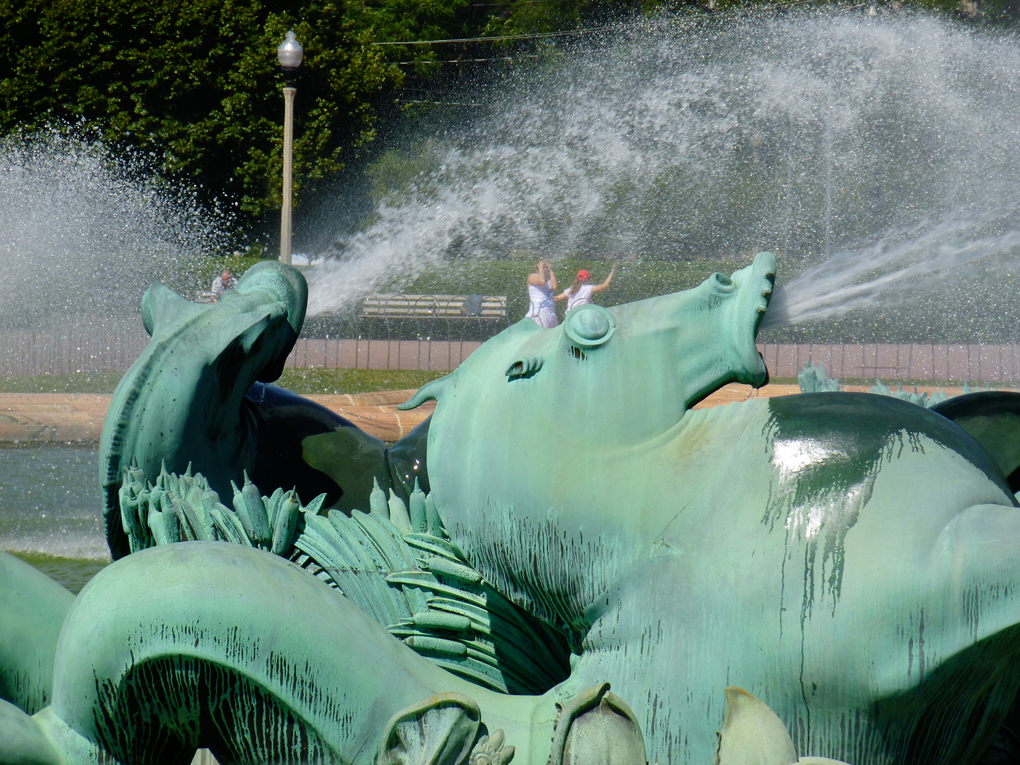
(525, 259, 559, 328)
(211, 269, 238, 301)
(557, 265, 615, 313)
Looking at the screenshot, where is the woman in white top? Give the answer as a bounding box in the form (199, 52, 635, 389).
(557, 265, 615, 312)
(525, 259, 559, 328)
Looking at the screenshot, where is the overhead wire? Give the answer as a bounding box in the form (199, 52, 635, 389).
(382, 1, 886, 103)
(371, 23, 638, 46)
(380, 17, 668, 69)
(393, 52, 560, 65)
(396, 99, 486, 106)
(371, 0, 873, 50)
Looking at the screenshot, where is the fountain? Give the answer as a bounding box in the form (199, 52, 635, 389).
(0, 130, 233, 588)
(6, 254, 1020, 765)
(0, 130, 230, 328)
(8, 8, 1020, 765)
(305, 10, 1020, 348)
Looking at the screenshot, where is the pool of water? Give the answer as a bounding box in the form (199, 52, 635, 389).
(1, 445, 111, 593)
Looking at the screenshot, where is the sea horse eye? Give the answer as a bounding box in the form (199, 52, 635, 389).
(506, 355, 543, 381)
(564, 304, 616, 348)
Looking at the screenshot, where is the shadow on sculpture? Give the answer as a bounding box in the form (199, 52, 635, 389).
(799, 362, 1020, 492)
(6, 256, 1020, 764)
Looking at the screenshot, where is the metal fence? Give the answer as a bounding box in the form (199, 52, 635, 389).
(0, 327, 151, 378)
(295, 312, 507, 372)
(760, 343, 1020, 385)
(3, 325, 1020, 385)
(0, 316, 502, 378)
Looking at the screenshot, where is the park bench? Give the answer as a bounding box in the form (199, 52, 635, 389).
(360, 294, 508, 322)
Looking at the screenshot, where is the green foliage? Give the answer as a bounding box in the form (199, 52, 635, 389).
(367, 142, 446, 207)
(165, 253, 270, 296)
(2, 0, 1014, 240)
(0, 0, 402, 224)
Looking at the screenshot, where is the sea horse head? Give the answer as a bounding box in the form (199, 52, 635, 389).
(398, 253, 776, 630)
(99, 261, 307, 559)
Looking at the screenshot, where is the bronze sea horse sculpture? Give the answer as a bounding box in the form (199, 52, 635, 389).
(6, 254, 1020, 764)
(98, 261, 428, 559)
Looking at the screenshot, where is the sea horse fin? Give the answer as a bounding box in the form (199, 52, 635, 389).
(120, 468, 572, 694)
(399, 376, 451, 410)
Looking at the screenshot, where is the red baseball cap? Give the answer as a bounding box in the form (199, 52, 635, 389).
(577, 270, 591, 280)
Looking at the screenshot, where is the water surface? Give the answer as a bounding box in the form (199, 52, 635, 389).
(1, 445, 110, 593)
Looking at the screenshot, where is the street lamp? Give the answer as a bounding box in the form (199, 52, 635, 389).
(277, 30, 303, 265)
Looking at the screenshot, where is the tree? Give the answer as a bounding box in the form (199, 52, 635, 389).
(0, 0, 402, 228)
(3, 0, 1010, 240)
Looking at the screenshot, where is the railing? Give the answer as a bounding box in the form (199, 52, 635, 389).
(759, 343, 1020, 385)
(302, 304, 511, 371)
(0, 327, 150, 378)
(283, 336, 485, 372)
(2, 326, 1020, 384)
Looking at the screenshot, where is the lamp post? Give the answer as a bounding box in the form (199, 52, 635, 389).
(277, 30, 303, 265)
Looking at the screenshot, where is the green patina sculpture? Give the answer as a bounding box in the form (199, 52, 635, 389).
(5, 254, 1020, 765)
(399, 251, 1020, 764)
(0, 474, 831, 765)
(98, 261, 428, 560)
(797, 363, 1020, 489)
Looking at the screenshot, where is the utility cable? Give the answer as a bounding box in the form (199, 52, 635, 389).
(396, 99, 485, 106)
(394, 52, 560, 64)
(373, 0, 890, 48)
(372, 18, 650, 45)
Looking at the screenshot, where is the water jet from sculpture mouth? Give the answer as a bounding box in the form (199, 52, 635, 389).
(303, 12, 1020, 346)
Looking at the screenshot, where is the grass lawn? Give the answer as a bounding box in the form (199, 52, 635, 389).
(148, 252, 1020, 345)
(273, 368, 448, 394)
(2, 369, 986, 395)
(0, 372, 126, 394)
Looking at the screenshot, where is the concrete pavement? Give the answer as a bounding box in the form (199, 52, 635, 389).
(0, 390, 436, 445)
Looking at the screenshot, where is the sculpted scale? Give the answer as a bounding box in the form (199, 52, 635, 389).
(4, 256, 1020, 765)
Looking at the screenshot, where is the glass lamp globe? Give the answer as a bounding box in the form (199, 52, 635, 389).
(277, 31, 303, 75)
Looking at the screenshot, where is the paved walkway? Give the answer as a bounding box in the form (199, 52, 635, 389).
(0, 383, 986, 445)
(0, 390, 437, 445)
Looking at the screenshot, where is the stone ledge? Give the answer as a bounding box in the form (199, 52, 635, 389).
(0, 391, 434, 445)
(0, 384, 983, 445)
